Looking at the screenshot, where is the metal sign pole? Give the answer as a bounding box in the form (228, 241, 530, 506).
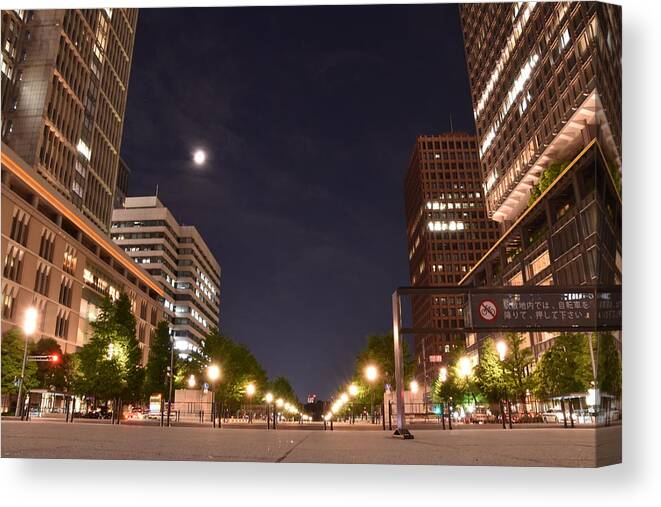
(392, 291, 413, 439)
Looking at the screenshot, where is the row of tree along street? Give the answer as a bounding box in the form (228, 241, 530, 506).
(1, 293, 299, 417)
(334, 331, 620, 426)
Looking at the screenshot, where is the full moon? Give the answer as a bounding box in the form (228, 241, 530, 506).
(193, 149, 206, 165)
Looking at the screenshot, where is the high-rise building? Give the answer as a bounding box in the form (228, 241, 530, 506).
(2, 9, 164, 365)
(458, 2, 622, 363)
(111, 196, 221, 353)
(113, 158, 130, 209)
(1, 8, 138, 232)
(460, 1, 621, 229)
(403, 133, 500, 394)
(2, 144, 163, 364)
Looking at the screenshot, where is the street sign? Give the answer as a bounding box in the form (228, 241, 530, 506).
(478, 299, 498, 322)
(465, 290, 621, 331)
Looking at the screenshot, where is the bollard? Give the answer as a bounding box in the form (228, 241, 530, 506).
(330, 419, 333, 431)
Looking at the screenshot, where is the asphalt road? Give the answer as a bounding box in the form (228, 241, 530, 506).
(0, 420, 621, 467)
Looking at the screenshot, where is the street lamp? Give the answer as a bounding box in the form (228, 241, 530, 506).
(17, 307, 38, 419)
(265, 392, 274, 429)
(348, 384, 359, 424)
(364, 365, 378, 424)
(246, 383, 255, 423)
(495, 341, 512, 429)
(188, 374, 197, 388)
(496, 340, 507, 361)
(410, 380, 419, 394)
(458, 356, 472, 378)
(437, 366, 449, 430)
(207, 364, 221, 428)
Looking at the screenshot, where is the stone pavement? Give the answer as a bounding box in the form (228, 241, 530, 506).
(0, 420, 621, 467)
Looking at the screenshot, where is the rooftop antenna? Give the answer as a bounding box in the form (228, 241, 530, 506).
(449, 114, 454, 133)
(155, 184, 159, 198)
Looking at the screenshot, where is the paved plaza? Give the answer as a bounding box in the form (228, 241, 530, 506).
(1, 420, 621, 467)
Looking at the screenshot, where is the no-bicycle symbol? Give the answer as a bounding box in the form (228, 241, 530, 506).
(478, 299, 498, 322)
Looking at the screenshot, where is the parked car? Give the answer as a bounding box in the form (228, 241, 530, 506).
(471, 407, 493, 424)
(542, 410, 565, 423)
(126, 408, 144, 420)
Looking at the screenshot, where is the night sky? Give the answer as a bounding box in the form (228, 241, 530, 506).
(120, 4, 475, 400)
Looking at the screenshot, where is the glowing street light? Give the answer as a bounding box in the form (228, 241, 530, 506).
(245, 383, 256, 423)
(458, 357, 472, 378)
(187, 374, 197, 388)
(265, 392, 273, 404)
(496, 340, 508, 362)
(364, 365, 378, 424)
(340, 392, 349, 403)
(206, 364, 221, 382)
(348, 384, 359, 397)
(276, 398, 284, 408)
(23, 307, 38, 335)
(365, 365, 378, 382)
(410, 380, 419, 394)
(206, 364, 221, 428)
(439, 367, 448, 383)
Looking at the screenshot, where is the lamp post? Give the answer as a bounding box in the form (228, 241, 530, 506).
(265, 392, 274, 429)
(458, 357, 473, 425)
(365, 365, 378, 424)
(206, 364, 221, 428)
(438, 366, 448, 430)
(166, 335, 175, 427)
(17, 307, 38, 419)
(496, 340, 512, 429)
(348, 384, 358, 424)
(245, 382, 255, 423)
(275, 398, 284, 429)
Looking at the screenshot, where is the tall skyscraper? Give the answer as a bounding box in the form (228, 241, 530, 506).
(2, 9, 162, 365)
(1, 8, 138, 232)
(460, 1, 621, 229)
(111, 196, 221, 353)
(403, 133, 500, 393)
(458, 2, 621, 361)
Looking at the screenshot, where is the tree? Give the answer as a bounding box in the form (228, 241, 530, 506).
(597, 333, 621, 398)
(193, 328, 268, 413)
(352, 333, 414, 405)
(32, 338, 66, 391)
(501, 333, 534, 410)
(143, 321, 172, 399)
(532, 333, 593, 425)
(1, 329, 37, 397)
(431, 347, 477, 409)
(267, 376, 299, 406)
(474, 338, 507, 405)
(77, 294, 143, 404)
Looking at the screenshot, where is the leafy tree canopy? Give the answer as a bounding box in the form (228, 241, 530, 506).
(1, 328, 37, 395)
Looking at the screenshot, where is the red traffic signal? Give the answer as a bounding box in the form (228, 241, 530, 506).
(49, 354, 60, 363)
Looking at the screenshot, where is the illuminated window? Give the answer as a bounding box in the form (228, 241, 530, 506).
(528, 250, 551, 278)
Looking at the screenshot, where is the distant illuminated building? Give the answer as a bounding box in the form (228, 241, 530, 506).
(111, 196, 221, 353)
(403, 132, 499, 395)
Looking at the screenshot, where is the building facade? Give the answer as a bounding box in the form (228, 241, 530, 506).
(403, 133, 500, 395)
(460, 1, 621, 229)
(111, 196, 221, 353)
(458, 2, 622, 367)
(1, 8, 138, 233)
(2, 145, 163, 364)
